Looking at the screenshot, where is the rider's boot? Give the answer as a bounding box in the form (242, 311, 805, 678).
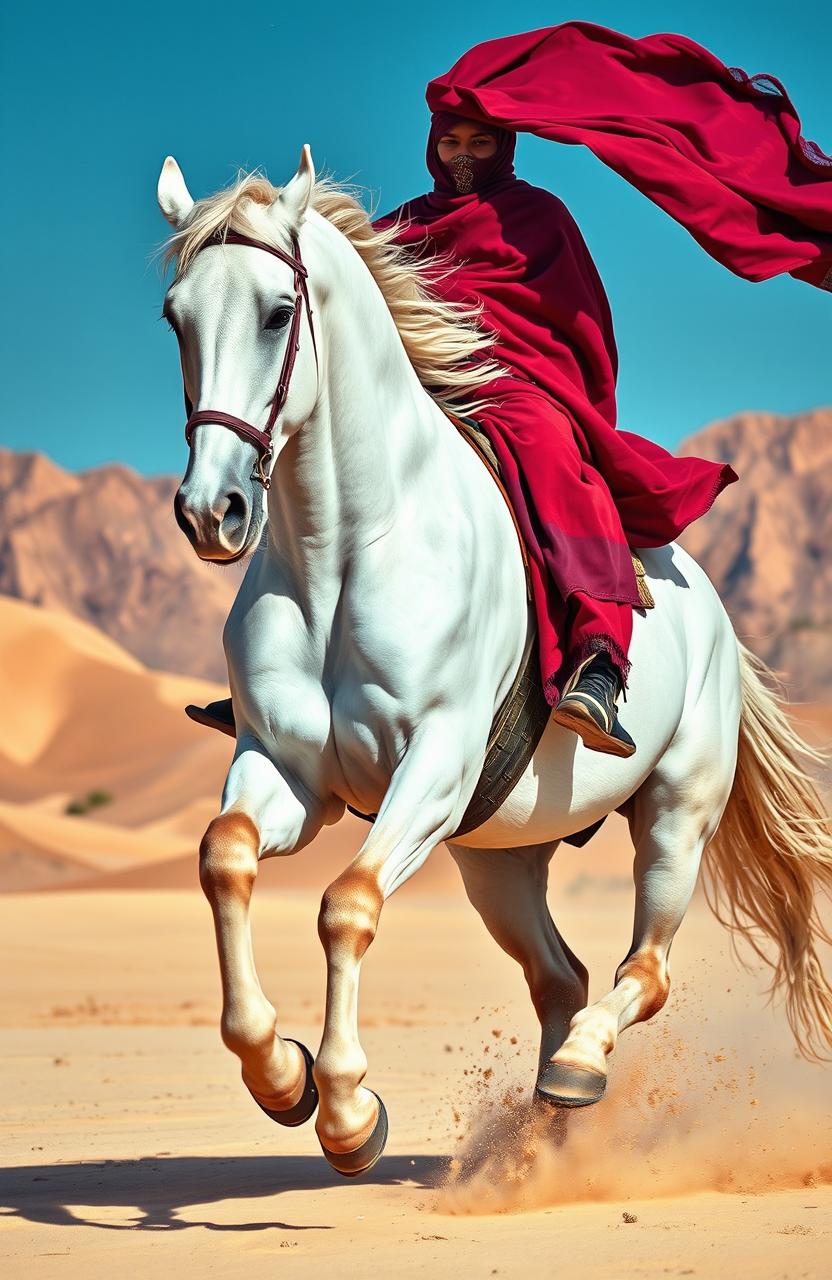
(185, 697, 236, 737)
(552, 651, 636, 758)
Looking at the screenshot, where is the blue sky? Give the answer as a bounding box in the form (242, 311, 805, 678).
(1, 1, 828, 476)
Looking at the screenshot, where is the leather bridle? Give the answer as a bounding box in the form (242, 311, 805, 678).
(182, 229, 318, 489)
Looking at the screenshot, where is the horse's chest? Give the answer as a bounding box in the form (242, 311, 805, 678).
(329, 686, 403, 813)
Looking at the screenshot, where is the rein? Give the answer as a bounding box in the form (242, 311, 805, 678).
(182, 229, 318, 489)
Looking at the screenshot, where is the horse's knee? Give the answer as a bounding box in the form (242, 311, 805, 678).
(318, 866, 384, 961)
(199, 811, 260, 904)
(615, 948, 670, 1023)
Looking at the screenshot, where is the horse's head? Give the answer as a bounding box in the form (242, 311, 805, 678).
(157, 149, 319, 562)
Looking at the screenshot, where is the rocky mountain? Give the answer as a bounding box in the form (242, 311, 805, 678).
(0, 449, 240, 682)
(0, 407, 829, 697)
(679, 407, 832, 700)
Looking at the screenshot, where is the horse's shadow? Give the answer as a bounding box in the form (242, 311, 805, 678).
(0, 1153, 444, 1233)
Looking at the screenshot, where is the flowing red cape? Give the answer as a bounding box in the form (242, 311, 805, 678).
(375, 22, 830, 697)
(426, 21, 832, 289)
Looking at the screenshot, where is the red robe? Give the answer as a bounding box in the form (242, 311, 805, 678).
(376, 22, 830, 700)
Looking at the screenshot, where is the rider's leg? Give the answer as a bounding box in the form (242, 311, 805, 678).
(566, 594, 633, 691)
(554, 596, 636, 757)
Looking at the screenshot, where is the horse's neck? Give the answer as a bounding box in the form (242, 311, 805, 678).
(266, 222, 443, 618)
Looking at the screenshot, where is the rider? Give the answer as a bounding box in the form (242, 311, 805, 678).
(189, 113, 733, 759)
(373, 113, 735, 758)
(190, 22, 832, 757)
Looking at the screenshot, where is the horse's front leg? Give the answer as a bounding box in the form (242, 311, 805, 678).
(199, 740, 327, 1121)
(314, 732, 463, 1174)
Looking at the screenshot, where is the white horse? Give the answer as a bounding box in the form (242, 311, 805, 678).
(157, 147, 832, 1177)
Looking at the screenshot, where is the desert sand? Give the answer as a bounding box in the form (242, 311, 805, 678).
(3, 891, 830, 1279)
(1, 595, 830, 1277)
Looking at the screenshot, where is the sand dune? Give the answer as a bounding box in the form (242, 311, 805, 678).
(0, 595, 228, 803)
(0, 595, 238, 890)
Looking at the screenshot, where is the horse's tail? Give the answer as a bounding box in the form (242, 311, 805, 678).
(702, 641, 832, 1060)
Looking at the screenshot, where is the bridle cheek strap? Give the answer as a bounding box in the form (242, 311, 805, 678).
(182, 229, 317, 489)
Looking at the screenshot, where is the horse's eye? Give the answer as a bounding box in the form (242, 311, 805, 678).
(265, 306, 294, 331)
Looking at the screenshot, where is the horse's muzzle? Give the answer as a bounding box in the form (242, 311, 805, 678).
(174, 484, 256, 562)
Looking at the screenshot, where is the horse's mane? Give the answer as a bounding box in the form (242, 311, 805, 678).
(161, 170, 500, 416)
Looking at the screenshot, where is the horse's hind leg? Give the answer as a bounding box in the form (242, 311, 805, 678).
(537, 747, 732, 1105)
(539, 757, 730, 1106)
(448, 842, 588, 1077)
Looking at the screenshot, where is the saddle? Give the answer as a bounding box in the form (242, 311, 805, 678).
(346, 410, 653, 844)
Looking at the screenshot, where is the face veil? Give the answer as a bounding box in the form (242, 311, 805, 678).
(426, 111, 517, 197)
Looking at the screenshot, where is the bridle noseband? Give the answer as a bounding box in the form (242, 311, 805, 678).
(182, 229, 317, 489)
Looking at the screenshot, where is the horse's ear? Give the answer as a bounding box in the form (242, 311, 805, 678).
(157, 156, 194, 228)
(277, 144, 315, 226)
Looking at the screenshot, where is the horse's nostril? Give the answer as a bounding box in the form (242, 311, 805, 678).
(174, 490, 198, 543)
(221, 490, 250, 542)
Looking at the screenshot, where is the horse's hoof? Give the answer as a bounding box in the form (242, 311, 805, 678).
(535, 1060, 607, 1109)
(319, 1092, 389, 1177)
(247, 1039, 319, 1128)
